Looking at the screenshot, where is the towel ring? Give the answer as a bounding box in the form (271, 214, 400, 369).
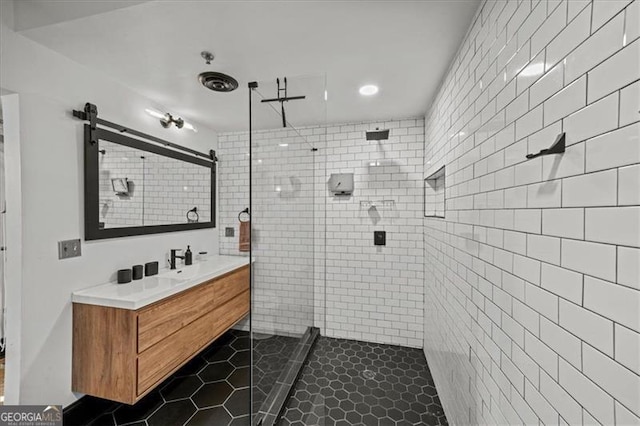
(187, 207, 199, 223)
(238, 208, 250, 222)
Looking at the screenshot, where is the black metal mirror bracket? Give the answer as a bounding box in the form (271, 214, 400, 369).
(72, 103, 99, 143)
(526, 132, 566, 159)
(73, 102, 213, 161)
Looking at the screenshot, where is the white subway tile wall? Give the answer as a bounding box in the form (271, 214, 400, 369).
(217, 128, 318, 337)
(423, 1, 640, 425)
(323, 118, 425, 347)
(218, 118, 425, 347)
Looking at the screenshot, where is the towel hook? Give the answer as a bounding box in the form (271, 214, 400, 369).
(238, 208, 250, 222)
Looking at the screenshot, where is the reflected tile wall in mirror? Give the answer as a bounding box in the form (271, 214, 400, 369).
(98, 141, 211, 228)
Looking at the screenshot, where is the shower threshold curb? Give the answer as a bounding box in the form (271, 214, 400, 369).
(254, 326, 320, 426)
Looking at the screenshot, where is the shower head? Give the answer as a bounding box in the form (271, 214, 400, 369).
(366, 128, 389, 141)
(198, 72, 239, 92)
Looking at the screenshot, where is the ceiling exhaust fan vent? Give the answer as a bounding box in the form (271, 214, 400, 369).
(198, 72, 239, 92)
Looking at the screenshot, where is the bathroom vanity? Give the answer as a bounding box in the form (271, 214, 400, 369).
(71, 256, 250, 404)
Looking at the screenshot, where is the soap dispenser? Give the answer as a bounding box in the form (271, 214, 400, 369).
(185, 245, 193, 265)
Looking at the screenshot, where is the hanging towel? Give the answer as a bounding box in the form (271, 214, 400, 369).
(239, 221, 250, 252)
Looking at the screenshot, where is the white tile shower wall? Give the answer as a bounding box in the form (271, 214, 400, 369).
(217, 129, 317, 337)
(218, 118, 424, 347)
(423, 1, 639, 425)
(323, 119, 424, 348)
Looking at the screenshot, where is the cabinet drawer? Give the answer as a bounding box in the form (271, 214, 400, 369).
(137, 280, 216, 353)
(137, 290, 250, 395)
(215, 266, 250, 306)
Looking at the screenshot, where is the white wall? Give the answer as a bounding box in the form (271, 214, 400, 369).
(423, 0, 639, 424)
(219, 117, 425, 348)
(0, 9, 219, 406)
(0, 94, 22, 406)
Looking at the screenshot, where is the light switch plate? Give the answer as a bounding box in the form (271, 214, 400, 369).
(225, 227, 235, 237)
(58, 239, 81, 259)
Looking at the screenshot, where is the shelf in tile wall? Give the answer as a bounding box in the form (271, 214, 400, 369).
(359, 199, 396, 210)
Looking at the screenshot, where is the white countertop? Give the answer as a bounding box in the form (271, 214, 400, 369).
(72, 255, 250, 310)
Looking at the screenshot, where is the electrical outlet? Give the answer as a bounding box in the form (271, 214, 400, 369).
(58, 239, 81, 259)
(225, 227, 235, 237)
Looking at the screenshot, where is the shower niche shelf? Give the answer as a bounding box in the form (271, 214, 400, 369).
(425, 166, 445, 218)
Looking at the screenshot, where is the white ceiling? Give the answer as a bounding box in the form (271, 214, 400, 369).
(15, 0, 479, 132)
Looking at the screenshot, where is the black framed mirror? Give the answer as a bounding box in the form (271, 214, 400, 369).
(84, 124, 216, 240)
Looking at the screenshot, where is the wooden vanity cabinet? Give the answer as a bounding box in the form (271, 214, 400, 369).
(72, 265, 249, 404)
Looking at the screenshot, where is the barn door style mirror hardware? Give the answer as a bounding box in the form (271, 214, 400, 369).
(526, 132, 566, 159)
(73, 102, 217, 240)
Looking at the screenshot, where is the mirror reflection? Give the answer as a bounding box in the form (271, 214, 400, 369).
(98, 140, 211, 228)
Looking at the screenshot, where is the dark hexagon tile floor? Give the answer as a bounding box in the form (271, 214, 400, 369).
(278, 337, 449, 426)
(64, 331, 448, 426)
(63, 329, 268, 426)
(252, 334, 298, 414)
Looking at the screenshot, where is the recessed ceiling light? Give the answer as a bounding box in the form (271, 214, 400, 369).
(359, 85, 379, 96)
(279, 143, 289, 147)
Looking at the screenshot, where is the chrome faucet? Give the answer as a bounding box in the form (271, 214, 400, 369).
(169, 249, 185, 270)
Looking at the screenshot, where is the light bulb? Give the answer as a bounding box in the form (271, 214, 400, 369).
(145, 108, 166, 119)
(183, 122, 198, 133)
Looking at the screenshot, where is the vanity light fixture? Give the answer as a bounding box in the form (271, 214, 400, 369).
(278, 143, 289, 147)
(359, 84, 379, 96)
(144, 108, 198, 133)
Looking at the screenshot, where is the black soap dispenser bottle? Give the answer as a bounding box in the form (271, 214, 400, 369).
(185, 245, 193, 265)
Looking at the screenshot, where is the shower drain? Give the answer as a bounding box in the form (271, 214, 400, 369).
(362, 369, 377, 380)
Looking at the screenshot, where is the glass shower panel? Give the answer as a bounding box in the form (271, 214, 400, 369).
(249, 75, 326, 425)
(0, 117, 4, 367)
